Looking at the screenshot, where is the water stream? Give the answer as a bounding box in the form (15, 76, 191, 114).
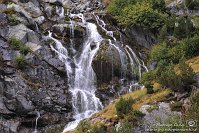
(32, 111, 41, 133)
(48, 11, 148, 132)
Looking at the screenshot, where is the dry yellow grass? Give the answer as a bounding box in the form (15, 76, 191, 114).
(133, 89, 172, 110)
(186, 56, 199, 73)
(91, 88, 171, 123)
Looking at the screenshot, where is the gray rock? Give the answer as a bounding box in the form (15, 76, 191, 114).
(123, 26, 156, 49)
(93, 40, 124, 83)
(0, 13, 7, 27)
(0, 97, 13, 115)
(0, 119, 20, 133)
(8, 24, 40, 44)
(24, 1, 42, 18)
(7, 3, 35, 26)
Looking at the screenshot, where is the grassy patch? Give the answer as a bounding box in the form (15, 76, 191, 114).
(133, 89, 171, 110)
(8, 36, 31, 55)
(170, 101, 183, 111)
(8, 36, 23, 49)
(186, 56, 199, 73)
(2, 7, 16, 14)
(8, 16, 20, 26)
(91, 88, 171, 124)
(14, 55, 27, 69)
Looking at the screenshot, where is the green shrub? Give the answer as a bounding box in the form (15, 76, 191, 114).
(170, 101, 183, 111)
(8, 36, 23, 49)
(90, 123, 106, 133)
(184, 90, 199, 128)
(150, 43, 169, 62)
(117, 1, 165, 30)
(75, 120, 91, 133)
(184, 0, 199, 10)
(183, 35, 199, 58)
(169, 44, 185, 64)
(117, 110, 145, 133)
(157, 62, 194, 92)
(107, 0, 137, 16)
(141, 70, 157, 94)
(20, 45, 31, 55)
(14, 55, 27, 69)
(158, 25, 168, 42)
(115, 97, 135, 118)
(8, 37, 31, 55)
(148, 0, 166, 11)
(174, 16, 194, 38)
(8, 16, 20, 26)
(2, 7, 16, 14)
(107, 0, 166, 30)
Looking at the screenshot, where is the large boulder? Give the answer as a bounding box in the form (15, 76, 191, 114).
(92, 40, 123, 84)
(8, 24, 40, 45)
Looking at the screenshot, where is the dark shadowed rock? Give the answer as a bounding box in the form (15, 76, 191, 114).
(123, 26, 156, 49)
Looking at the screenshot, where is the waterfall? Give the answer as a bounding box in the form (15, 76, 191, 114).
(49, 14, 103, 132)
(32, 111, 41, 133)
(48, 9, 148, 132)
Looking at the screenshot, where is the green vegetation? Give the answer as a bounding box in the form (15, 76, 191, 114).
(107, 0, 166, 31)
(8, 36, 23, 49)
(184, 90, 199, 125)
(170, 101, 183, 111)
(75, 120, 106, 133)
(14, 55, 27, 69)
(184, 0, 199, 10)
(8, 36, 30, 55)
(115, 97, 135, 118)
(173, 16, 194, 38)
(2, 7, 16, 14)
(20, 45, 31, 55)
(7, 16, 20, 26)
(8, 37, 30, 69)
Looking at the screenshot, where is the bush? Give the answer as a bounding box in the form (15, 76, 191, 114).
(184, 90, 199, 127)
(8, 36, 22, 49)
(174, 16, 194, 38)
(90, 123, 106, 133)
(14, 55, 27, 69)
(158, 25, 168, 42)
(184, 0, 199, 10)
(115, 97, 135, 118)
(75, 120, 91, 133)
(157, 62, 194, 92)
(116, 110, 145, 133)
(183, 35, 199, 58)
(2, 7, 16, 14)
(8, 16, 20, 26)
(170, 101, 183, 111)
(150, 43, 169, 62)
(8, 36, 31, 55)
(107, 0, 166, 30)
(141, 70, 157, 94)
(117, 1, 165, 30)
(149, 0, 166, 11)
(20, 45, 31, 55)
(107, 0, 137, 16)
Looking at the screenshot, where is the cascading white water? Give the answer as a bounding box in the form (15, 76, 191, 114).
(49, 14, 103, 132)
(94, 14, 148, 91)
(33, 111, 41, 133)
(48, 8, 148, 132)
